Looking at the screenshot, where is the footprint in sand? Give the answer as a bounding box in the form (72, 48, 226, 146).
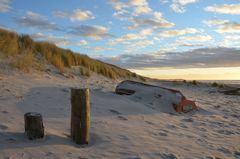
(0, 124, 8, 130)
(1, 110, 9, 114)
(118, 115, 128, 121)
(179, 123, 188, 128)
(158, 129, 169, 137)
(119, 135, 129, 141)
(6, 138, 16, 143)
(145, 120, 155, 126)
(109, 109, 128, 120)
(217, 129, 235, 135)
(159, 132, 168, 136)
(45, 152, 56, 157)
(109, 109, 121, 115)
(234, 151, 240, 158)
(159, 153, 178, 159)
(124, 157, 142, 159)
(217, 147, 232, 155)
(181, 118, 194, 122)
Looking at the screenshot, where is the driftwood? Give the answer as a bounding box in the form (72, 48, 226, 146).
(115, 88, 135, 95)
(24, 112, 44, 140)
(222, 88, 240, 96)
(71, 88, 90, 145)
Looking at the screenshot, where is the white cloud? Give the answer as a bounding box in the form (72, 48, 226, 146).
(224, 35, 240, 40)
(160, 28, 199, 37)
(205, 4, 240, 15)
(109, 33, 145, 45)
(78, 40, 88, 46)
(203, 19, 240, 34)
(91, 46, 114, 52)
(177, 0, 198, 5)
(203, 19, 229, 26)
(109, 28, 153, 45)
(123, 40, 154, 53)
(54, 9, 95, 21)
(109, 0, 174, 31)
(170, 0, 198, 13)
(215, 22, 240, 33)
(0, 0, 11, 12)
(109, 0, 152, 16)
(179, 35, 212, 42)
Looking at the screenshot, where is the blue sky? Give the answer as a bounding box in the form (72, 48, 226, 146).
(0, 0, 240, 79)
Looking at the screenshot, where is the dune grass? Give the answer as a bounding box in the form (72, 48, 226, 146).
(0, 28, 145, 80)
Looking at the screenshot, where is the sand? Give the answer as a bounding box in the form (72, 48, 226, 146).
(0, 70, 239, 159)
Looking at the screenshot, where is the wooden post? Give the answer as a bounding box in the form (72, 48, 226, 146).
(71, 88, 90, 145)
(24, 112, 44, 140)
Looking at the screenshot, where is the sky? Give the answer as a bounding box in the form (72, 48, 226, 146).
(0, 0, 240, 80)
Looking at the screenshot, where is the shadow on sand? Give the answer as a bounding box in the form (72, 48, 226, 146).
(0, 131, 101, 150)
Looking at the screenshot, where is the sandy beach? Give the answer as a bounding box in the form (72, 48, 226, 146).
(0, 70, 239, 159)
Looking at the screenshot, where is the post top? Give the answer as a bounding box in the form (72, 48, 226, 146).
(24, 112, 42, 117)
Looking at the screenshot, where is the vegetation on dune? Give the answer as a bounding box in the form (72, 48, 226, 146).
(192, 80, 197, 85)
(0, 28, 145, 80)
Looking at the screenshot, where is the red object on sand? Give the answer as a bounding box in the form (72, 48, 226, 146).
(174, 99, 197, 113)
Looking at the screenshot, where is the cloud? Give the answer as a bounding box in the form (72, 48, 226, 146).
(109, 0, 152, 16)
(160, 28, 199, 37)
(128, 17, 175, 30)
(0, 0, 11, 12)
(216, 22, 240, 33)
(78, 40, 88, 46)
(31, 32, 88, 47)
(224, 35, 240, 40)
(109, 33, 145, 45)
(205, 4, 240, 15)
(178, 35, 212, 42)
(170, 0, 198, 13)
(69, 25, 114, 40)
(53, 9, 95, 21)
(202, 19, 229, 26)
(203, 19, 240, 34)
(90, 46, 114, 52)
(109, 0, 174, 31)
(123, 40, 154, 53)
(31, 33, 73, 46)
(101, 47, 240, 69)
(109, 28, 153, 45)
(14, 11, 60, 31)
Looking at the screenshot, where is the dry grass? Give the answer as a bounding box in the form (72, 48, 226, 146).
(0, 28, 146, 80)
(11, 53, 33, 72)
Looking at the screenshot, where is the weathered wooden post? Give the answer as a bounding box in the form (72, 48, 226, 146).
(71, 88, 90, 145)
(24, 112, 44, 140)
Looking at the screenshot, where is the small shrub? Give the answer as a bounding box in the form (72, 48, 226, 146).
(212, 82, 218, 87)
(218, 84, 224, 88)
(132, 73, 137, 77)
(139, 76, 146, 82)
(192, 80, 197, 85)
